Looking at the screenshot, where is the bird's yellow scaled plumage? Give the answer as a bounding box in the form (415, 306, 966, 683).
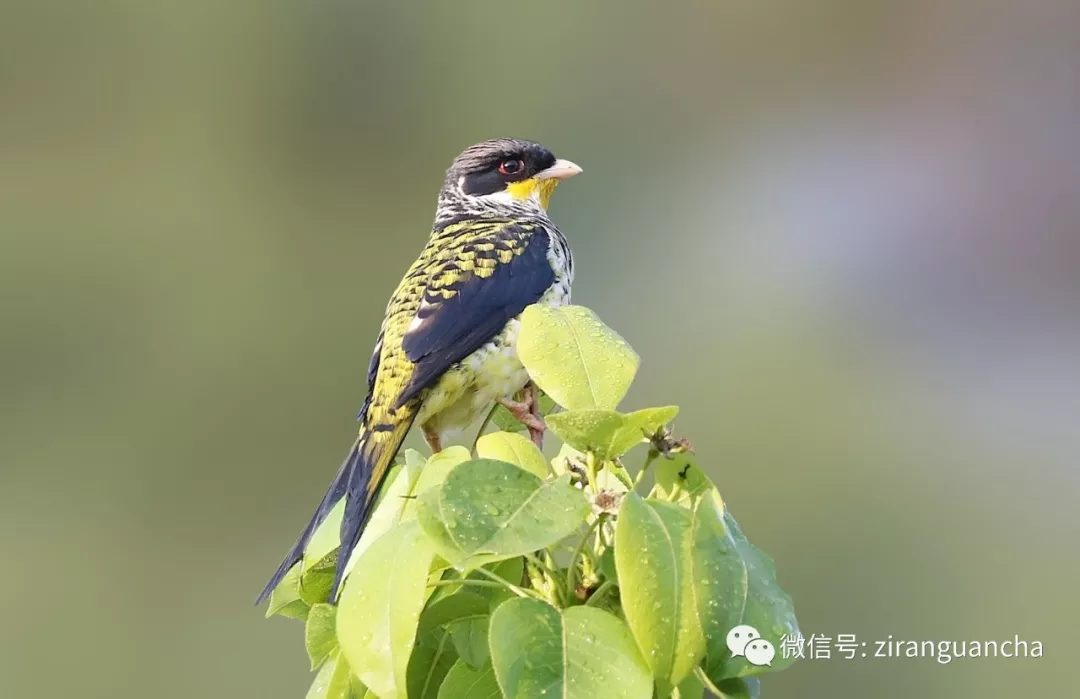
(257, 139, 581, 604)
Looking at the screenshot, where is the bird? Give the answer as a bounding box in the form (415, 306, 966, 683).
(257, 138, 581, 605)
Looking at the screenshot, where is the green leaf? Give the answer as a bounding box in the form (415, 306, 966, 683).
(546, 410, 624, 456)
(599, 546, 618, 584)
(266, 562, 311, 620)
(437, 660, 502, 699)
(273, 598, 311, 620)
(304, 501, 347, 573)
(473, 557, 524, 606)
(401, 446, 471, 520)
(517, 305, 640, 411)
(302, 446, 464, 594)
(407, 627, 459, 699)
(298, 460, 413, 599)
(428, 558, 524, 606)
(335, 447, 468, 582)
(489, 598, 653, 699)
(299, 566, 337, 607)
(718, 678, 760, 699)
(695, 670, 761, 699)
(418, 591, 490, 634)
(449, 617, 489, 668)
(476, 431, 550, 478)
(673, 672, 705, 699)
(615, 493, 706, 688)
(405, 448, 427, 470)
(416, 459, 589, 571)
(491, 392, 556, 433)
(693, 492, 799, 681)
(305, 603, 338, 670)
(719, 678, 760, 699)
(341, 458, 429, 578)
(337, 521, 438, 699)
(306, 652, 372, 699)
(305, 462, 406, 572)
(546, 406, 679, 460)
(654, 454, 713, 508)
(422, 566, 525, 670)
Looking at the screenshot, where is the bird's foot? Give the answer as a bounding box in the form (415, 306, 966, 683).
(422, 425, 443, 454)
(497, 392, 546, 449)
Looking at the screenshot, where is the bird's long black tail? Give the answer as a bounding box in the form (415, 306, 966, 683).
(256, 412, 415, 605)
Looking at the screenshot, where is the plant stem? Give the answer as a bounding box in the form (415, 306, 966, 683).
(609, 459, 635, 490)
(633, 448, 660, 490)
(525, 552, 564, 604)
(426, 579, 508, 591)
(595, 516, 614, 552)
(475, 565, 543, 600)
(694, 667, 727, 695)
(566, 516, 603, 601)
(586, 452, 600, 493)
(529, 553, 565, 605)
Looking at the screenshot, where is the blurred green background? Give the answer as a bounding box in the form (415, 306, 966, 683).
(2, 1, 1075, 696)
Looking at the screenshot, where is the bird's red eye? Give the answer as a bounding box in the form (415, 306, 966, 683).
(498, 159, 523, 176)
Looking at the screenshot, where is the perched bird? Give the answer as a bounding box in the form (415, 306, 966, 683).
(257, 138, 581, 604)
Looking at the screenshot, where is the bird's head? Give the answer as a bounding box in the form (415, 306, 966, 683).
(440, 138, 582, 215)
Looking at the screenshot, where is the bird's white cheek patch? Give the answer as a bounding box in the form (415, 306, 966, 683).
(477, 190, 517, 206)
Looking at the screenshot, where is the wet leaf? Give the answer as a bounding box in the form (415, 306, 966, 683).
(674, 672, 706, 699)
(615, 493, 706, 688)
(476, 431, 550, 478)
(266, 563, 310, 620)
(401, 447, 471, 520)
(693, 492, 799, 680)
(449, 617, 489, 668)
(695, 670, 761, 699)
(305, 603, 338, 670)
(546, 406, 679, 460)
(418, 591, 489, 634)
(489, 598, 652, 699)
(716, 677, 760, 699)
(416, 459, 589, 570)
(517, 305, 639, 411)
(599, 547, 618, 584)
(437, 660, 502, 699)
(654, 453, 712, 508)
(337, 522, 437, 699)
(305, 461, 407, 573)
(338, 448, 467, 579)
(406, 627, 458, 699)
(428, 559, 524, 605)
(305, 651, 373, 699)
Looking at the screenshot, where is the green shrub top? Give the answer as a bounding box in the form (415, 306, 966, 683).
(265, 305, 800, 699)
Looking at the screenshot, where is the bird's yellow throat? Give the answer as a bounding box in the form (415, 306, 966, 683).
(506, 178, 560, 209)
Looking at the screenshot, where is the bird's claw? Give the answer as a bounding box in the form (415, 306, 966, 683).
(498, 388, 546, 449)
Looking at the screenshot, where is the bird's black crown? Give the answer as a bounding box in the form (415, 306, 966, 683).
(446, 138, 557, 197)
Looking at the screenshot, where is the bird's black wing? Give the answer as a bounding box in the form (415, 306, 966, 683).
(356, 330, 383, 421)
(396, 228, 554, 407)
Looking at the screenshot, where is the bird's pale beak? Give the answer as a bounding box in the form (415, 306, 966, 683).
(535, 159, 583, 181)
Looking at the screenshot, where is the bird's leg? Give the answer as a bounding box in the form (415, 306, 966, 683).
(523, 382, 546, 448)
(498, 385, 546, 449)
(422, 425, 442, 454)
(523, 381, 542, 420)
